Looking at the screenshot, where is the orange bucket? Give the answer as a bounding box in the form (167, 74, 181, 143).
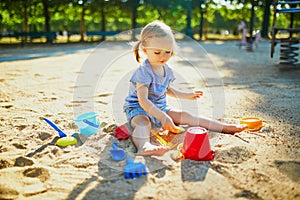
(240, 117, 263, 132)
(181, 127, 214, 161)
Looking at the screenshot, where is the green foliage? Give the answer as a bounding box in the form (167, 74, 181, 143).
(0, 0, 294, 40)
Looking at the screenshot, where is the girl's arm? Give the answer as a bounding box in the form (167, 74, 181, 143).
(166, 86, 203, 100)
(136, 83, 176, 130)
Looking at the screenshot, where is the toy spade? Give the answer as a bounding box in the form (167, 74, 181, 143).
(43, 118, 77, 147)
(109, 142, 126, 161)
(43, 118, 67, 138)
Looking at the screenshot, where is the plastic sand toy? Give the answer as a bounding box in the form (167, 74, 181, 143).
(114, 125, 130, 140)
(150, 130, 176, 149)
(56, 137, 77, 147)
(43, 118, 67, 138)
(43, 117, 77, 147)
(240, 117, 263, 132)
(82, 119, 99, 128)
(109, 142, 126, 161)
(170, 144, 185, 161)
(123, 158, 148, 179)
(171, 126, 185, 134)
(180, 127, 214, 161)
(74, 112, 100, 136)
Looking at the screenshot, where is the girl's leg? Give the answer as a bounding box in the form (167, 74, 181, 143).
(167, 110, 246, 134)
(131, 114, 170, 156)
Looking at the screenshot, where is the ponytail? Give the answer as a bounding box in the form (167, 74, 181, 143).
(132, 40, 142, 63)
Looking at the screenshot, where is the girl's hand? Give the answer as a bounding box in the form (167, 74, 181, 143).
(193, 90, 203, 99)
(160, 114, 176, 131)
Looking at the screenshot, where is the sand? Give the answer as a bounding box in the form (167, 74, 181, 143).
(0, 40, 299, 200)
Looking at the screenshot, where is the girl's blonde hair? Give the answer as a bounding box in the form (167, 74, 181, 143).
(133, 20, 176, 63)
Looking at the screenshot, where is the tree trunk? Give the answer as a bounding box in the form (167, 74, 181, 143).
(261, 0, 272, 38)
(101, 5, 106, 41)
(131, 0, 138, 40)
(249, 0, 255, 39)
(186, 0, 193, 38)
(23, 0, 28, 32)
(22, 0, 28, 44)
(42, 0, 51, 43)
(80, 1, 85, 42)
(199, 1, 204, 41)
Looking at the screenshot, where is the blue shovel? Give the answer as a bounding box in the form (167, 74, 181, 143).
(109, 142, 126, 161)
(43, 118, 67, 138)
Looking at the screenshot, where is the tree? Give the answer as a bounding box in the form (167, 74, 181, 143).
(79, 0, 86, 42)
(42, 0, 50, 32)
(197, 0, 207, 40)
(224, 0, 272, 38)
(0, 0, 28, 32)
(0, 0, 293, 43)
(23, 0, 29, 33)
(261, 0, 272, 38)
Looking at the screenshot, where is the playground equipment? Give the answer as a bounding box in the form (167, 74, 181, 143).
(238, 20, 262, 52)
(270, 0, 300, 66)
(238, 21, 249, 49)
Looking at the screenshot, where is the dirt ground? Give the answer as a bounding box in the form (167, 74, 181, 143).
(0, 40, 299, 200)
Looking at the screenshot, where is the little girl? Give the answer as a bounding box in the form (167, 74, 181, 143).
(123, 20, 246, 156)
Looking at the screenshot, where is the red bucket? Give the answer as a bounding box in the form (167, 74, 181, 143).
(181, 127, 214, 161)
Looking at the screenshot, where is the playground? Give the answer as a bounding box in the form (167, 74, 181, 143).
(0, 40, 299, 199)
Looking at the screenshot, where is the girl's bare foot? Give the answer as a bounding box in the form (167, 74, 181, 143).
(222, 124, 247, 135)
(136, 142, 170, 156)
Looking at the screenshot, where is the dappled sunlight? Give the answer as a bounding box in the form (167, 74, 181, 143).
(203, 40, 226, 45)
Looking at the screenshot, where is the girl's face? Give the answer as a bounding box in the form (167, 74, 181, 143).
(143, 36, 174, 68)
